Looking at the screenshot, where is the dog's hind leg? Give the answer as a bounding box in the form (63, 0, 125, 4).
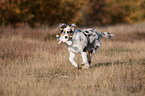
(88, 44, 101, 65)
(69, 52, 78, 67)
(87, 51, 91, 65)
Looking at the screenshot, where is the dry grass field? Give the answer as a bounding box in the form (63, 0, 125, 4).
(0, 23, 145, 96)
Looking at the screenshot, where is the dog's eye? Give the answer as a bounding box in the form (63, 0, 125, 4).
(60, 30, 63, 33)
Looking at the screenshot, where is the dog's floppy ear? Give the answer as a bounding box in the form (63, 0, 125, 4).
(59, 23, 67, 31)
(69, 23, 76, 32)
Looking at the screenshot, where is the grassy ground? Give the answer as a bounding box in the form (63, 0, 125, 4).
(0, 23, 145, 96)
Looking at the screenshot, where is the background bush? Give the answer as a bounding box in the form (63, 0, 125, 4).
(0, 0, 145, 26)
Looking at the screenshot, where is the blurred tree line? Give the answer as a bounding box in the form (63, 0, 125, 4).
(0, 0, 145, 26)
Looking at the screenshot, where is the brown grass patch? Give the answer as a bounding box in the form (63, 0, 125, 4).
(0, 23, 145, 96)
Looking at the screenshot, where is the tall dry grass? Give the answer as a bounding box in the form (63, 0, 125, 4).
(0, 23, 145, 96)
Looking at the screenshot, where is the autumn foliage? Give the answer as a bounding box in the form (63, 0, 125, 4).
(0, 0, 145, 26)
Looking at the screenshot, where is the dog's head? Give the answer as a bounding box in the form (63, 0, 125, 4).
(58, 23, 76, 45)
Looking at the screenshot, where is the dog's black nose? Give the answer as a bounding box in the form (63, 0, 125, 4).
(65, 36, 68, 39)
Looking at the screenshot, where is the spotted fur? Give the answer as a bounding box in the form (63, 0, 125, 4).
(57, 23, 114, 69)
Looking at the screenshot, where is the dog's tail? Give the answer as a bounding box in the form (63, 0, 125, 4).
(101, 32, 115, 39)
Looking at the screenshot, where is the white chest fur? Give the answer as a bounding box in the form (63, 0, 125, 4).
(67, 32, 87, 54)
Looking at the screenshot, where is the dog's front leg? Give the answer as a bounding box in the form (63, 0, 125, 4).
(81, 52, 90, 68)
(69, 51, 78, 67)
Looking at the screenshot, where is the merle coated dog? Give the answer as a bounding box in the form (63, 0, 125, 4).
(56, 23, 114, 69)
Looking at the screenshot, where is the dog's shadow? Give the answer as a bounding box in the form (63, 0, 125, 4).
(90, 61, 125, 69)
